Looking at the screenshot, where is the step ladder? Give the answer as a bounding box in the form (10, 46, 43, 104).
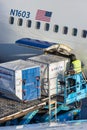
(49, 100, 57, 121)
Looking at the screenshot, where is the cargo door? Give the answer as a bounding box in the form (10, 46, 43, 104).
(22, 67, 40, 101)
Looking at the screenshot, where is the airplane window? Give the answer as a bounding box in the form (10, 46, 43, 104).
(63, 26, 68, 34)
(45, 23, 50, 31)
(9, 16, 14, 24)
(72, 28, 78, 36)
(53, 25, 59, 33)
(82, 30, 87, 38)
(27, 20, 32, 28)
(36, 21, 41, 29)
(18, 18, 23, 26)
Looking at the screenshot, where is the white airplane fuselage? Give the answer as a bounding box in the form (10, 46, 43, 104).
(0, 0, 87, 73)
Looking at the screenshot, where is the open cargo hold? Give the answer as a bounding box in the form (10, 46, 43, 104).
(27, 54, 69, 96)
(0, 59, 41, 101)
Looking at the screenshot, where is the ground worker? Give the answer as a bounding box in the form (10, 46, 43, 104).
(69, 53, 82, 74)
(67, 53, 86, 93)
(69, 53, 86, 79)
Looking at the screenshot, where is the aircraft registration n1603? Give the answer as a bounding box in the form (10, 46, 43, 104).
(10, 9, 31, 19)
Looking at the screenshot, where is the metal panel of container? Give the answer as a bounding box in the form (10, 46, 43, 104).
(28, 54, 69, 96)
(0, 60, 41, 101)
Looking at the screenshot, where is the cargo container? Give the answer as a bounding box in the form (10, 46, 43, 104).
(28, 54, 69, 96)
(0, 60, 41, 101)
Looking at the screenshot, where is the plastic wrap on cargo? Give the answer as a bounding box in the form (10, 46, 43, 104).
(28, 54, 70, 96)
(0, 60, 41, 101)
(0, 66, 15, 93)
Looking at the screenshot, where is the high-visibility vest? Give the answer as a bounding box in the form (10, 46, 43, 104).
(72, 60, 81, 73)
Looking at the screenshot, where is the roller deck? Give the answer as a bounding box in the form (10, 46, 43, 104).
(0, 96, 49, 123)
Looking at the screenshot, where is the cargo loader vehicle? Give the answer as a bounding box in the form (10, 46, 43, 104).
(0, 39, 87, 125)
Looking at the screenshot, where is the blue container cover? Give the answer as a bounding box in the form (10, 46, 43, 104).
(22, 67, 40, 101)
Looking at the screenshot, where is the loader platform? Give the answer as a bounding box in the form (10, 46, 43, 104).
(0, 97, 48, 123)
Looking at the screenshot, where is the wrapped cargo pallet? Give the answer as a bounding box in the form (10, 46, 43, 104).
(0, 60, 41, 101)
(28, 54, 69, 96)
